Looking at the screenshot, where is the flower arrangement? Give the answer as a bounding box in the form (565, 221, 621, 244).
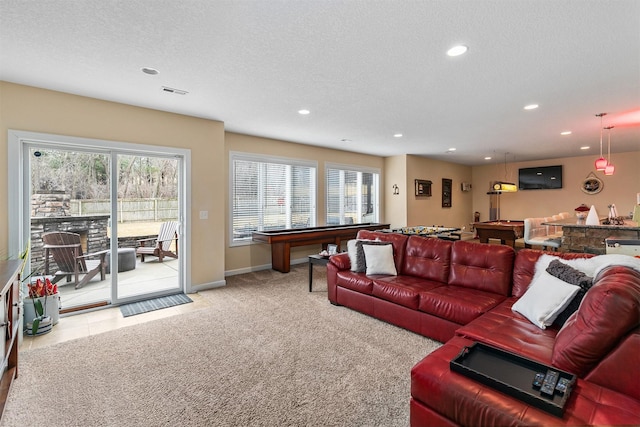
(26, 278, 58, 336)
(28, 278, 58, 298)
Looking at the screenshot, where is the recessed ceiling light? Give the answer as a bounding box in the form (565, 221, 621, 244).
(341, 139, 352, 143)
(298, 109, 310, 115)
(393, 133, 403, 138)
(447, 45, 468, 57)
(524, 104, 539, 110)
(447, 148, 456, 152)
(141, 67, 159, 75)
(560, 131, 572, 135)
(580, 146, 590, 150)
(484, 156, 492, 160)
(162, 86, 188, 95)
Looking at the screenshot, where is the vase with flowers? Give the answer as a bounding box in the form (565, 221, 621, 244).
(24, 278, 59, 336)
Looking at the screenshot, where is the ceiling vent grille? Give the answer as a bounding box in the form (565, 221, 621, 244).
(161, 86, 188, 95)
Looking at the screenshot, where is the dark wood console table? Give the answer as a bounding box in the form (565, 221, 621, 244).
(252, 223, 390, 273)
(0, 260, 22, 420)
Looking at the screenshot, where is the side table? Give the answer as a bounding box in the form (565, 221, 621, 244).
(308, 255, 330, 292)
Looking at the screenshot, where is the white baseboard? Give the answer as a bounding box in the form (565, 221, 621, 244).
(224, 256, 309, 277)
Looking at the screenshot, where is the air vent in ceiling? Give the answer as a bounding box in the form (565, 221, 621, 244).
(162, 86, 188, 95)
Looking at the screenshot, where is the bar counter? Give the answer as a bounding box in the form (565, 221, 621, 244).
(543, 219, 640, 254)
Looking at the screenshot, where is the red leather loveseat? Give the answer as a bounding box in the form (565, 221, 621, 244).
(327, 230, 640, 426)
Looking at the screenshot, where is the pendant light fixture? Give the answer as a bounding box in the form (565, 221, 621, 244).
(594, 113, 608, 171)
(604, 125, 615, 175)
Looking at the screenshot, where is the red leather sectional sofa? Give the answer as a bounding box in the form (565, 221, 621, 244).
(327, 230, 640, 426)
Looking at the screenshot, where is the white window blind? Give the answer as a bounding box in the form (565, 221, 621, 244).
(326, 165, 379, 225)
(231, 153, 316, 244)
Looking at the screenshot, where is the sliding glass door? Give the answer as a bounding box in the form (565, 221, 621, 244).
(12, 132, 186, 313)
(114, 153, 181, 300)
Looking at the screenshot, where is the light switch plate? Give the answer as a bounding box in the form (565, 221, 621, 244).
(199, 210, 208, 220)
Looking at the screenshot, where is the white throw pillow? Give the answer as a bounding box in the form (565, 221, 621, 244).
(512, 271, 580, 329)
(362, 243, 397, 276)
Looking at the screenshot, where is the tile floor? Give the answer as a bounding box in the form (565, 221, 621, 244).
(19, 292, 210, 351)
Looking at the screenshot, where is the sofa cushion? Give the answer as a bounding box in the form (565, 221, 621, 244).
(511, 269, 580, 329)
(418, 285, 505, 325)
(552, 266, 640, 377)
(456, 298, 557, 364)
(362, 243, 397, 275)
(447, 240, 514, 296)
(371, 276, 441, 310)
(401, 236, 452, 283)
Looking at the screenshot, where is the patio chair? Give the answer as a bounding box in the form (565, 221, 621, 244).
(42, 231, 108, 289)
(136, 221, 179, 262)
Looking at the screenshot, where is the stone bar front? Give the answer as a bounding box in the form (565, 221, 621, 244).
(548, 219, 640, 255)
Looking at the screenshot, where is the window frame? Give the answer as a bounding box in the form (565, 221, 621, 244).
(325, 162, 381, 226)
(229, 151, 317, 247)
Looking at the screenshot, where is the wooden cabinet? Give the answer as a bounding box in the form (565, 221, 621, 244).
(0, 260, 21, 419)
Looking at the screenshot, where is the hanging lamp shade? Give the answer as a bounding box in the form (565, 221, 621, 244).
(604, 164, 615, 175)
(595, 157, 608, 171)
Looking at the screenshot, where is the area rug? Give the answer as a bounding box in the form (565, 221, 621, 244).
(119, 293, 192, 317)
(3, 265, 441, 427)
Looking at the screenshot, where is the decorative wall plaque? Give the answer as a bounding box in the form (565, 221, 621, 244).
(415, 179, 432, 197)
(442, 178, 452, 207)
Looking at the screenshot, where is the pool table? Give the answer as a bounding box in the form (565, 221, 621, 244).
(252, 223, 390, 272)
(473, 220, 524, 248)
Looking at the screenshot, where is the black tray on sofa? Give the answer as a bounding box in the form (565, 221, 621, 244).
(450, 342, 576, 417)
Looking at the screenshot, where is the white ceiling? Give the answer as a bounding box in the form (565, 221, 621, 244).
(1, 0, 638, 166)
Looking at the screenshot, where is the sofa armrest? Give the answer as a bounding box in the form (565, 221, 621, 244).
(329, 252, 351, 271)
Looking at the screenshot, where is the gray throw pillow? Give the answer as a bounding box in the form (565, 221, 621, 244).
(546, 259, 593, 327)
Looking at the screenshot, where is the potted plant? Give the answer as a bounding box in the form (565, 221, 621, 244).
(24, 278, 59, 336)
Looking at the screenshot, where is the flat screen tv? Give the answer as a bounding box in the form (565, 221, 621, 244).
(518, 165, 563, 190)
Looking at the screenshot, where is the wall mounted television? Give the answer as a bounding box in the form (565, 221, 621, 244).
(518, 165, 563, 190)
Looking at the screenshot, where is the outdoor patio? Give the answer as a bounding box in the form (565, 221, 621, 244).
(53, 256, 180, 311)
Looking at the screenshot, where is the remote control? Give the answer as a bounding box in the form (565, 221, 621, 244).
(532, 372, 545, 388)
(555, 377, 571, 395)
(540, 369, 559, 396)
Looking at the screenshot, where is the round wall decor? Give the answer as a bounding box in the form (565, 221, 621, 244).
(581, 173, 603, 195)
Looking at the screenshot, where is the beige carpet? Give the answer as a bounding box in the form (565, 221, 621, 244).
(2, 265, 441, 426)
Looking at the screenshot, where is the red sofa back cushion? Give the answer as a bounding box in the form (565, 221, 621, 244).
(356, 230, 409, 274)
(402, 236, 452, 283)
(448, 241, 514, 296)
(552, 266, 640, 377)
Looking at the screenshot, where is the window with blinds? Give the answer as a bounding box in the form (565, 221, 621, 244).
(230, 152, 316, 244)
(326, 164, 380, 225)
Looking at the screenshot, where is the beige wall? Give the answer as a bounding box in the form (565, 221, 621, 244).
(0, 82, 226, 288)
(471, 152, 640, 221)
(406, 155, 474, 230)
(384, 155, 408, 229)
(224, 132, 385, 273)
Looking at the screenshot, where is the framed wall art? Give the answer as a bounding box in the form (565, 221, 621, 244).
(442, 178, 452, 207)
(415, 179, 432, 197)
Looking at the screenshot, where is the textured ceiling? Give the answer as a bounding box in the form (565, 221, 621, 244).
(1, 0, 638, 165)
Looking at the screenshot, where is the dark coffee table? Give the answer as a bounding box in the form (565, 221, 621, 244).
(308, 254, 330, 292)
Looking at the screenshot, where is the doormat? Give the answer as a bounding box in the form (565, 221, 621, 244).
(120, 294, 193, 317)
